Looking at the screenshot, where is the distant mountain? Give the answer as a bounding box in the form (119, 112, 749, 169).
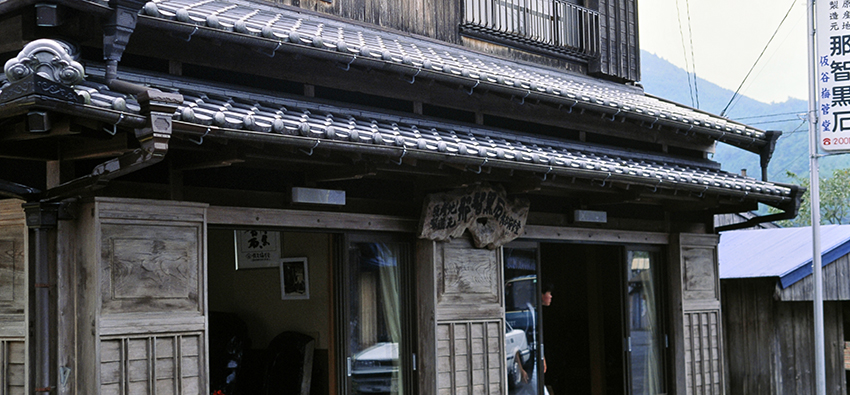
(639, 50, 850, 184)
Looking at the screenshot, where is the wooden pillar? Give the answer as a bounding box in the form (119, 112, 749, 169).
(0, 199, 28, 395)
(418, 237, 505, 394)
(668, 233, 726, 395)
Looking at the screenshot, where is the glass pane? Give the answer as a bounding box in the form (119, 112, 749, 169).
(504, 247, 540, 395)
(349, 242, 404, 394)
(627, 250, 663, 395)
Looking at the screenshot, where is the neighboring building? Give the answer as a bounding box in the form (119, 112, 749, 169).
(714, 212, 781, 231)
(719, 225, 850, 394)
(0, 1, 802, 394)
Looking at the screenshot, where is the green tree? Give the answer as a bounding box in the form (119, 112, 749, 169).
(772, 168, 850, 227)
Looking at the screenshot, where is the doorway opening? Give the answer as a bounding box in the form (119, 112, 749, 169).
(207, 228, 335, 395)
(505, 242, 666, 395)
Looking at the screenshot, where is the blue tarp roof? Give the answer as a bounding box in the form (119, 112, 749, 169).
(718, 225, 850, 289)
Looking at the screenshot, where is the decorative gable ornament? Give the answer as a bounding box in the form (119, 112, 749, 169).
(1, 39, 85, 104)
(4, 39, 84, 85)
(418, 184, 530, 249)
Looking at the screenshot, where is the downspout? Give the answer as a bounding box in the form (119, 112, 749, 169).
(103, 0, 148, 94)
(715, 129, 792, 232)
(40, 0, 183, 201)
(760, 130, 782, 182)
(41, 89, 182, 201)
(715, 183, 805, 232)
(21, 203, 62, 394)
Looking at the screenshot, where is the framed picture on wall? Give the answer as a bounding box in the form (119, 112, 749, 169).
(280, 257, 309, 300)
(234, 230, 281, 270)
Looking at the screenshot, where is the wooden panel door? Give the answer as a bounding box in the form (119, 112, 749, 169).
(668, 234, 725, 395)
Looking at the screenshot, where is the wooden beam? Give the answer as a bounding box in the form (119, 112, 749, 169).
(60, 135, 131, 161)
(521, 224, 669, 244)
(207, 205, 418, 232)
(305, 162, 377, 183)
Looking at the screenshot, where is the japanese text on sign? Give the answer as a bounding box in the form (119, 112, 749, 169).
(817, 0, 850, 152)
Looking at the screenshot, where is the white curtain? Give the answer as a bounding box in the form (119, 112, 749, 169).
(376, 243, 403, 394)
(629, 251, 661, 395)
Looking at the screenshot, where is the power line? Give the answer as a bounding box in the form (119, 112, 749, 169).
(749, 117, 809, 125)
(735, 111, 808, 120)
(675, 0, 696, 107)
(720, 0, 798, 117)
(685, 0, 699, 108)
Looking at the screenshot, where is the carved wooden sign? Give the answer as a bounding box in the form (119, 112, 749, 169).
(418, 184, 529, 249)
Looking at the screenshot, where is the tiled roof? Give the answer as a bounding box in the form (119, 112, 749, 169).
(52, 67, 795, 206)
(127, 0, 769, 151)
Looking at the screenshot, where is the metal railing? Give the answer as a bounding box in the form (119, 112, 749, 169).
(463, 0, 599, 58)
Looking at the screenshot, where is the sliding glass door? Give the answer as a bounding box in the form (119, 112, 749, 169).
(625, 249, 665, 395)
(342, 235, 413, 395)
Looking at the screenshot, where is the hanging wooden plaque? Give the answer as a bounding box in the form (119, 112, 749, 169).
(418, 184, 529, 249)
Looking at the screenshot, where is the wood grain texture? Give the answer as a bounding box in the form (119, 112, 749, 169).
(73, 198, 209, 394)
(668, 233, 725, 395)
(435, 238, 503, 320)
(100, 224, 201, 315)
(0, 199, 25, 322)
(722, 278, 848, 395)
(780, 253, 850, 301)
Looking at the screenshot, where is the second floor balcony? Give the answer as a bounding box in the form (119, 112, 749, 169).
(463, 0, 600, 60)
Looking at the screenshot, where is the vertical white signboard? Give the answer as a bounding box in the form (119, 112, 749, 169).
(817, 0, 850, 152)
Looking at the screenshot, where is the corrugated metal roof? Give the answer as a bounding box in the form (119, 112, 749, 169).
(124, 0, 769, 151)
(719, 225, 850, 288)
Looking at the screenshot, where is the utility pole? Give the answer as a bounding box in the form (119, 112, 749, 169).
(806, 1, 826, 394)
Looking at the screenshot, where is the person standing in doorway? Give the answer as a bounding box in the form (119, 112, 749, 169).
(541, 283, 553, 394)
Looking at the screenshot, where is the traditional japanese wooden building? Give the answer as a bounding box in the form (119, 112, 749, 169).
(720, 226, 850, 395)
(0, 1, 802, 394)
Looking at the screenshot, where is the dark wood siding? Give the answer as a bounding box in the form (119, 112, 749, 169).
(722, 278, 848, 395)
(669, 234, 726, 394)
(264, 0, 641, 82)
(263, 0, 461, 44)
(721, 278, 778, 394)
(592, 0, 640, 81)
(780, 254, 850, 302)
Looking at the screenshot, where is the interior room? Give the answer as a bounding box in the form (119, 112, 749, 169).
(207, 228, 334, 394)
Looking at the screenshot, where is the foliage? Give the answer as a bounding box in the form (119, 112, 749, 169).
(770, 168, 850, 227)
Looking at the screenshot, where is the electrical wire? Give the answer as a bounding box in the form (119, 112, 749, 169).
(748, 117, 810, 126)
(675, 0, 696, 107)
(685, 0, 699, 108)
(720, 0, 799, 117)
(735, 111, 808, 120)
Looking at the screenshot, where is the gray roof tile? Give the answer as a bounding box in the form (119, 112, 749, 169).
(133, 0, 767, 148)
(37, 66, 793, 204)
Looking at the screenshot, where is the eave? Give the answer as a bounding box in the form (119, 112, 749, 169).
(5, 0, 775, 156)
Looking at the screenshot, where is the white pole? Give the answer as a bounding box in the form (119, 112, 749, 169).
(806, 1, 826, 394)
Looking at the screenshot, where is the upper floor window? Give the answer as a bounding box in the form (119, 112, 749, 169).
(462, 0, 600, 59)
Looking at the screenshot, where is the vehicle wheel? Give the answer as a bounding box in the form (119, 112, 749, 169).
(508, 355, 522, 389)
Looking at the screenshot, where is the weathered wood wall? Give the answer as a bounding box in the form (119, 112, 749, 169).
(262, 0, 460, 43)
(780, 253, 850, 302)
(722, 278, 847, 395)
(669, 234, 725, 395)
(74, 198, 209, 395)
(417, 237, 505, 395)
(263, 0, 639, 81)
(593, 0, 640, 81)
(0, 199, 26, 395)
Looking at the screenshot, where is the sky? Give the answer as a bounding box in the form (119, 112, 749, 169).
(637, 0, 809, 104)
